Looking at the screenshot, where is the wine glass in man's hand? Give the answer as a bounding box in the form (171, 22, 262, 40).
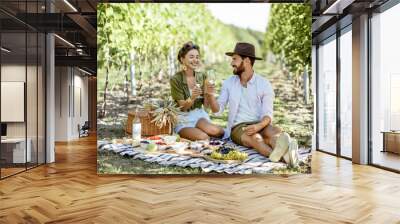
(207, 69, 216, 85)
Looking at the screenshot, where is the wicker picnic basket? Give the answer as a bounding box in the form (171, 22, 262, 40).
(126, 110, 172, 136)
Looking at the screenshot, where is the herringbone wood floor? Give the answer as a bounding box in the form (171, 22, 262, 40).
(1, 135, 400, 224)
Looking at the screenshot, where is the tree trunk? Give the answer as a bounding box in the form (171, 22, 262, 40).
(168, 48, 172, 77)
(148, 58, 153, 98)
(157, 69, 163, 81)
(130, 52, 136, 96)
(124, 65, 129, 104)
(100, 67, 109, 118)
(303, 68, 309, 105)
(168, 46, 176, 76)
(294, 72, 299, 99)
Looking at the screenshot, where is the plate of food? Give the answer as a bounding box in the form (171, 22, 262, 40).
(204, 146, 248, 164)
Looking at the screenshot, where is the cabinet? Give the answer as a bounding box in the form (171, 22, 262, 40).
(382, 131, 400, 154)
(0, 138, 31, 164)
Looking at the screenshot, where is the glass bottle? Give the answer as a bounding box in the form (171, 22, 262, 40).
(132, 109, 142, 145)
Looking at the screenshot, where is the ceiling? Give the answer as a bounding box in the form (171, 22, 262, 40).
(0, 0, 97, 75)
(311, 0, 390, 43)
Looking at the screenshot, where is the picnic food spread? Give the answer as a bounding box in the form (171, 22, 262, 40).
(118, 135, 249, 163)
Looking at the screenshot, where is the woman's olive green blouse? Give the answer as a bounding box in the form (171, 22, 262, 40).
(170, 70, 207, 112)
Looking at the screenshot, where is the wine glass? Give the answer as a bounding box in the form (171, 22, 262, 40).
(195, 80, 203, 100)
(207, 69, 216, 85)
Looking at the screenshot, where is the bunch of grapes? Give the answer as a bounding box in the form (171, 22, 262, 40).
(210, 148, 248, 161)
(225, 150, 248, 161)
(210, 151, 223, 160)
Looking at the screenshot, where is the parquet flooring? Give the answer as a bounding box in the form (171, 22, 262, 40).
(1, 135, 400, 223)
(1, 167, 25, 177)
(372, 150, 400, 171)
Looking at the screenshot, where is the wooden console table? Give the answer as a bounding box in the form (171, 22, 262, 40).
(381, 131, 400, 154)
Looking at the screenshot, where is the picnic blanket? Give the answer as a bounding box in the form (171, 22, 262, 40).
(98, 141, 311, 174)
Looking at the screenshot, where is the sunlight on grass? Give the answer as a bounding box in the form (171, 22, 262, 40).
(97, 151, 203, 174)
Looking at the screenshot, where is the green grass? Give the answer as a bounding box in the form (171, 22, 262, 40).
(97, 150, 311, 175)
(97, 151, 204, 174)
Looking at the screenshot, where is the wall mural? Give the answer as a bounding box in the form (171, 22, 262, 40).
(97, 3, 313, 175)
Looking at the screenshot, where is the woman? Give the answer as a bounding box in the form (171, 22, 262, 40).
(170, 41, 224, 141)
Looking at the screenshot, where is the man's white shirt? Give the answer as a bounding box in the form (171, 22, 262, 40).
(214, 72, 274, 138)
(233, 85, 259, 126)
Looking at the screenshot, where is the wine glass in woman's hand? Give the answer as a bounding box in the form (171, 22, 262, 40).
(193, 73, 205, 101)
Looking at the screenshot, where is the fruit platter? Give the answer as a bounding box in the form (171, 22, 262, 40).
(203, 145, 248, 164)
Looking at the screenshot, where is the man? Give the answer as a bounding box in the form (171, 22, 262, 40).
(206, 42, 299, 167)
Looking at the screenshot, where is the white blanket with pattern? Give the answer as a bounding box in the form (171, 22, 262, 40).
(97, 141, 311, 174)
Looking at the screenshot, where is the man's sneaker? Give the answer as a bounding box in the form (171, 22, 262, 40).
(269, 132, 290, 162)
(288, 139, 299, 168)
(283, 151, 290, 164)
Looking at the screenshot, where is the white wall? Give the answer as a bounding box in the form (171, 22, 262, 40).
(73, 72, 89, 137)
(55, 67, 89, 141)
(55, 66, 70, 141)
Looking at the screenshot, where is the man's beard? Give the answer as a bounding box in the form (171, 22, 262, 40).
(233, 61, 245, 76)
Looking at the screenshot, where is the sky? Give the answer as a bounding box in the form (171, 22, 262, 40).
(205, 3, 271, 33)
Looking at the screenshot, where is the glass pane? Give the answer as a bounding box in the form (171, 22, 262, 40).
(318, 35, 337, 154)
(0, 0, 46, 178)
(1, 31, 27, 177)
(371, 4, 400, 171)
(340, 28, 352, 158)
(27, 31, 38, 169)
